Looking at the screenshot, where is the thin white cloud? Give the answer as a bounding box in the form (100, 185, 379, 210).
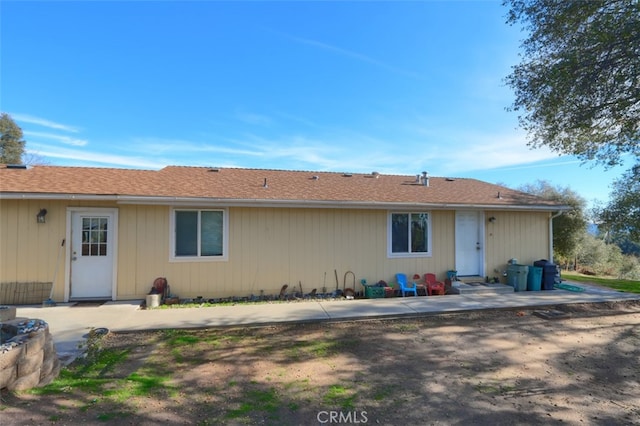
(235, 111, 273, 126)
(487, 159, 583, 172)
(26, 144, 162, 169)
(24, 130, 88, 146)
(270, 30, 423, 80)
(128, 137, 261, 157)
(236, 132, 409, 173)
(273, 111, 319, 128)
(11, 113, 80, 133)
(397, 121, 563, 175)
(436, 134, 560, 173)
(25, 120, 568, 177)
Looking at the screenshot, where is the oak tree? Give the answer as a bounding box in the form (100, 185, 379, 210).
(504, 0, 640, 166)
(0, 113, 26, 164)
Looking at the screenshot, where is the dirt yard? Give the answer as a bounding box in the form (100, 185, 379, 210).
(1, 301, 639, 425)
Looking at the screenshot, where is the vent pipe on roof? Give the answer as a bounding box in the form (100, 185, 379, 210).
(263, 178, 268, 188)
(421, 171, 429, 187)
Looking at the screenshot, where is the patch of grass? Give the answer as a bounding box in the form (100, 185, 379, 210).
(372, 386, 394, 401)
(394, 323, 420, 332)
(323, 384, 356, 409)
(122, 372, 176, 398)
(562, 272, 640, 293)
(226, 387, 280, 419)
(287, 401, 300, 411)
(160, 330, 217, 363)
(284, 339, 341, 360)
(96, 411, 130, 421)
(30, 370, 109, 395)
(162, 329, 202, 346)
(310, 341, 336, 357)
(81, 347, 131, 378)
(31, 339, 176, 404)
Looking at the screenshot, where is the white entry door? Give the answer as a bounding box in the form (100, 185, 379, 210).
(455, 211, 484, 277)
(69, 210, 116, 299)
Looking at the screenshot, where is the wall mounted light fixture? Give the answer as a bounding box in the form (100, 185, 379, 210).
(488, 216, 496, 223)
(36, 208, 48, 223)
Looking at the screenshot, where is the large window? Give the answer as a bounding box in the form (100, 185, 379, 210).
(389, 212, 431, 257)
(171, 209, 227, 260)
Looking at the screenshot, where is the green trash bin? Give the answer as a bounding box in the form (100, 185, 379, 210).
(527, 266, 543, 291)
(507, 264, 529, 292)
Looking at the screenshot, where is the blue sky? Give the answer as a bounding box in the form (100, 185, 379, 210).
(1, 1, 630, 206)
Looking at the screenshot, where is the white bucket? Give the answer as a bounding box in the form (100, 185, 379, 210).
(146, 294, 161, 308)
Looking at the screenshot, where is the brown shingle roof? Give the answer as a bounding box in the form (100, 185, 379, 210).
(0, 165, 565, 209)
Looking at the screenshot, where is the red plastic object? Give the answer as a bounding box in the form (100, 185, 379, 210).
(424, 273, 445, 296)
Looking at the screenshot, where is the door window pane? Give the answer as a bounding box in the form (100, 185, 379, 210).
(81, 217, 108, 256)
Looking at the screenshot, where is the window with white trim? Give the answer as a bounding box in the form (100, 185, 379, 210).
(171, 209, 227, 260)
(388, 212, 431, 257)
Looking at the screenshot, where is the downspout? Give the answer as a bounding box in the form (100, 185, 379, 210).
(549, 211, 563, 263)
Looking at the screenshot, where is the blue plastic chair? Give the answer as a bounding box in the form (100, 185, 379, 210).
(396, 273, 418, 297)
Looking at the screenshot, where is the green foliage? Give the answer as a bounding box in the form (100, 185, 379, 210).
(598, 164, 640, 241)
(518, 180, 587, 262)
(504, 0, 640, 244)
(0, 113, 26, 164)
(504, 0, 640, 166)
(619, 255, 640, 280)
(575, 233, 624, 276)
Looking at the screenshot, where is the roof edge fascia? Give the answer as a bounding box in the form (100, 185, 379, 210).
(0, 193, 570, 212)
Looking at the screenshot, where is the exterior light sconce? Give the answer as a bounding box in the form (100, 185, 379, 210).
(37, 208, 48, 223)
(488, 216, 496, 223)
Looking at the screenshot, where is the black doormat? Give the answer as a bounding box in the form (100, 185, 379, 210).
(71, 300, 108, 307)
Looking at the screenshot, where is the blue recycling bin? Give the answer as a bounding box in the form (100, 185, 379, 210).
(527, 266, 543, 291)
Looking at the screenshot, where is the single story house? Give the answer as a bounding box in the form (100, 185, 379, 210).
(0, 164, 568, 303)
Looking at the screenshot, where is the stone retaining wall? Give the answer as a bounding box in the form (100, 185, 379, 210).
(1, 306, 60, 391)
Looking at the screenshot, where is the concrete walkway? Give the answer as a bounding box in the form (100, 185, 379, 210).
(13, 281, 640, 364)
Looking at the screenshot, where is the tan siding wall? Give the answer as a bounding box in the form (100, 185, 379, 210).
(1, 199, 552, 301)
(116, 205, 171, 299)
(115, 207, 459, 299)
(0, 199, 116, 301)
(154, 208, 454, 297)
(484, 210, 550, 280)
